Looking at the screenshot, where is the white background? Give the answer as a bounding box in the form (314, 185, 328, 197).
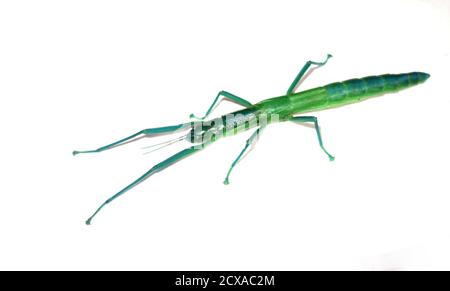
(0, 0, 449, 270)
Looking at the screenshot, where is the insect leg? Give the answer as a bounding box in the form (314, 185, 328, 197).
(85, 142, 210, 225)
(223, 126, 264, 185)
(190, 90, 252, 120)
(291, 116, 334, 161)
(286, 54, 332, 95)
(73, 123, 193, 155)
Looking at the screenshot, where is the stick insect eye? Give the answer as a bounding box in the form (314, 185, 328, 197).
(186, 127, 205, 143)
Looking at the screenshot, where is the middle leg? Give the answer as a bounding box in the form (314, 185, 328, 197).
(223, 126, 265, 185)
(190, 90, 252, 120)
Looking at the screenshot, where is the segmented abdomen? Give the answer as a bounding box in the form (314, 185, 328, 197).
(325, 72, 429, 103)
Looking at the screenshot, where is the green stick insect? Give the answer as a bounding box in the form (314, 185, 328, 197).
(74, 54, 430, 225)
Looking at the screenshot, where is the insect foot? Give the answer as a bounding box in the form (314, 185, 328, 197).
(189, 113, 204, 120)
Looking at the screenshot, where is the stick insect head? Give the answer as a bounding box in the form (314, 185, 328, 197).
(185, 118, 224, 144)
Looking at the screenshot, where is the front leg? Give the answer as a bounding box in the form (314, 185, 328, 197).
(73, 123, 192, 156)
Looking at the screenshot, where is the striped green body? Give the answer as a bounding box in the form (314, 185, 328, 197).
(192, 72, 429, 142)
(286, 72, 430, 116)
(257, 72, 430, 118)
(77, 67, 430, 224)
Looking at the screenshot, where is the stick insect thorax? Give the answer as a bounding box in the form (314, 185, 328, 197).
(186, 107, 280, 145)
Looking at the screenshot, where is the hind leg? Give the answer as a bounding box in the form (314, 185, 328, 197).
(291, 116, 334, 161)
(286, 54, 332, 95)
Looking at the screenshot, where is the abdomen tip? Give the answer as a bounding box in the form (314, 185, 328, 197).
(418, 72, 430, 81)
